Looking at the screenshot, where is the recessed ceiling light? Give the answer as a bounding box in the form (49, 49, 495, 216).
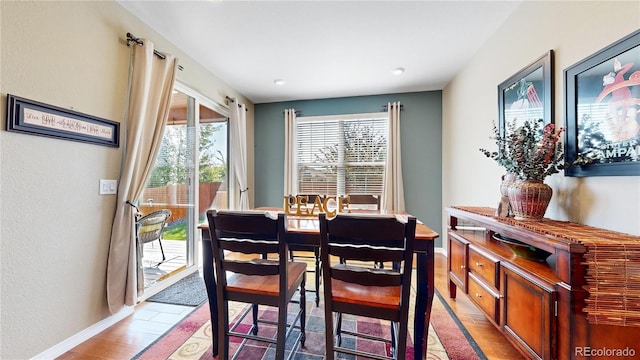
(392, 67, 405, 76)
(274, 79, 286, 86)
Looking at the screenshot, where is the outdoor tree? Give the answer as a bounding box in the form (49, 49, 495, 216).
(148, 123, 226, 188)
(300, 121, 386, 194)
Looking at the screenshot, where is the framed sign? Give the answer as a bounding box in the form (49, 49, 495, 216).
(564, 29, 640, 177)
(6, 94, 119, 147)
(498, 50, 553, 136)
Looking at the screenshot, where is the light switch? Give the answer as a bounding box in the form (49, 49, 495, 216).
(99, 179, 118, 195)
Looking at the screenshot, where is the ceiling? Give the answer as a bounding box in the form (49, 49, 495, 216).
(117, 1, 521, 104)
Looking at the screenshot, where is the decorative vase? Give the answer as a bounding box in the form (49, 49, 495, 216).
(500, 173, 516, 197)
(507, 180, 552, 221)
(497, 173, 516, 217)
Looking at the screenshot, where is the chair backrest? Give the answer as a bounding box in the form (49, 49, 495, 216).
(137, 209, 171, 244)
(344, 194, 381, 210)
(206, 210, 288, 284)
(319, 212, 416, 291)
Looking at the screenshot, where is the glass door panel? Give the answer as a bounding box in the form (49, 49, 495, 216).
(198, 103, 228, 222)
(139, 85, 228, 291)
(140, 89, 196, 288)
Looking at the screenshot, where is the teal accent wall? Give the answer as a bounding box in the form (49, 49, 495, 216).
(254, 91, 443, 244)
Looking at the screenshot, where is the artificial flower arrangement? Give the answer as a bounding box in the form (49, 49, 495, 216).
(479, 118, 565, 181)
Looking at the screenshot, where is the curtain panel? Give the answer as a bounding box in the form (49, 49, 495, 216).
(106, 41, 178, 314)
(382, 102, 405, 211)
(229, 98, 249, 210)
(283, 109, 297, 197)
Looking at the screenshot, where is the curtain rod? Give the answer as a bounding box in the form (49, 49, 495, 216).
(283, 109, 302, 116)
(126, 33, 184, 71)
(381, 103, 404, 111)
(225, 96, 248, 112)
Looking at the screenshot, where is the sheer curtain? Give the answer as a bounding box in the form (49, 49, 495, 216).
(283, 109, 297, 197)
(229, 98, 249, 210)
(382, 102, 405, 211)
(106, 40, 178, 314)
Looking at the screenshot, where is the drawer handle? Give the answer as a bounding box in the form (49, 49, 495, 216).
(475, 293, 482, 298)
(475, 262, 483, 267)
(460, 265, 466, 269)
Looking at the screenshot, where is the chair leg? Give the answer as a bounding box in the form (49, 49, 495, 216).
(390, 320, 396, 357)
(300, 276, 307, 346)
(157, 239, 166, 262)
(396, 321, 407, 360)
(220, 301, 229, 360)
(336, 312, 343, 346)
(314, 248, 321, 307)
(276, 303, 288, 359)
(324, 302, 335, 360)
(251, 304, 259, 335)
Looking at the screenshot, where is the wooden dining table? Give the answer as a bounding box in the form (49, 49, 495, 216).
(198, 208, 439, 359)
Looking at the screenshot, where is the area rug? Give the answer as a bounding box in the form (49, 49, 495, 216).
(134, 288, 486, 360)
(146, 272, 207, 307)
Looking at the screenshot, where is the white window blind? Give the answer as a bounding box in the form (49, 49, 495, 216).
(295, 113, 387, 196)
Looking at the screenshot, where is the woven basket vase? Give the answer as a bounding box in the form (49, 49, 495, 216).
(507, 180, 552, 221)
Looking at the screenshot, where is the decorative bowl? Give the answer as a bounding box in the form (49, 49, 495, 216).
(492, 233, 552, 262)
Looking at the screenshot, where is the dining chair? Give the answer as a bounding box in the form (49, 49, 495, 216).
(206, 209, 306, 360)
(136, 209, 172, 264)
(319, 212, 416, 360)
(288, 193, 325, 306)
(344, 194, 381, 210)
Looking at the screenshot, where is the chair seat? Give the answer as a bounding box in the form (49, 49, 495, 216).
(331, 278, 400, 310)
(226, 261, 307, 296)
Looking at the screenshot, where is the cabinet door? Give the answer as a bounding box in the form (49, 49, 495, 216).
(501, 265, 557, 360)
(448, 231, 469, 296)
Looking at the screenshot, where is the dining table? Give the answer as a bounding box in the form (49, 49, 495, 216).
(198, 208, 439, 359)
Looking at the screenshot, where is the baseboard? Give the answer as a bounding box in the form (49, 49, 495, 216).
(30, 306, 134, 360)
(32, 267, 199, 359)
(435, 246, 447, 257)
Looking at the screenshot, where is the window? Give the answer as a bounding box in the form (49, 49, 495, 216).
(295, 113, 387, 196)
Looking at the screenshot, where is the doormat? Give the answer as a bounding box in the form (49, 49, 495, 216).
(146, 272, 207, 307)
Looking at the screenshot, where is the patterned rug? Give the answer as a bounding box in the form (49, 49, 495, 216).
(133, 288, 486, 360)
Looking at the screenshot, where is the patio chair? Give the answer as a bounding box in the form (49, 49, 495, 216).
(136, 209, 172, 263)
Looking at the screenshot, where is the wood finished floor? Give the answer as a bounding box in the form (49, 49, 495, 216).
(57, 253, 524, 359)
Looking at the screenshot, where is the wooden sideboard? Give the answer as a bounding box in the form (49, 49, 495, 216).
(446, 206, 640, 360)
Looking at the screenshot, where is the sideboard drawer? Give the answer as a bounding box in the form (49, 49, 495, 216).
(468, 272, 500, 324)
(469, 246, 499, 288)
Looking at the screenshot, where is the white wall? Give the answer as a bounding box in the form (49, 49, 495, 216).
(0, 1, 253, 358)
(443, 1, 640, 240)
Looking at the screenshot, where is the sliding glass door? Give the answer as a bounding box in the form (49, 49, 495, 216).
(140, 83, 228, 289)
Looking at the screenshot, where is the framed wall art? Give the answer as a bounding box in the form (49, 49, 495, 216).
(564, 29, 640, 177)
(6, 94, 120, 147)
(498, 50, 553, 136)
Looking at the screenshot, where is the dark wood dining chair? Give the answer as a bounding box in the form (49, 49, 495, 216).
(288, 193, 325, 306)
(344, 194, 381, 210)
(206, 209, 306, 360)
(319, 212, 416, 360)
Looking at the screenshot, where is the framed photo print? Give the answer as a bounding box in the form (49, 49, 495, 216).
(6, 94, 119, 147)
(498, 50, 553, 136)
(564, 29, 640, 177)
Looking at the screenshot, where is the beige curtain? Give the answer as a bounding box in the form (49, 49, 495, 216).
(229, 98, 249, 210)
(284, 109, 297, 197)
(382, 102, 405, 211)
(106, 40, 178, 314)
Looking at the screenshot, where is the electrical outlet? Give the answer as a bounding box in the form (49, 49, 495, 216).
(99, 179, 118, 195)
